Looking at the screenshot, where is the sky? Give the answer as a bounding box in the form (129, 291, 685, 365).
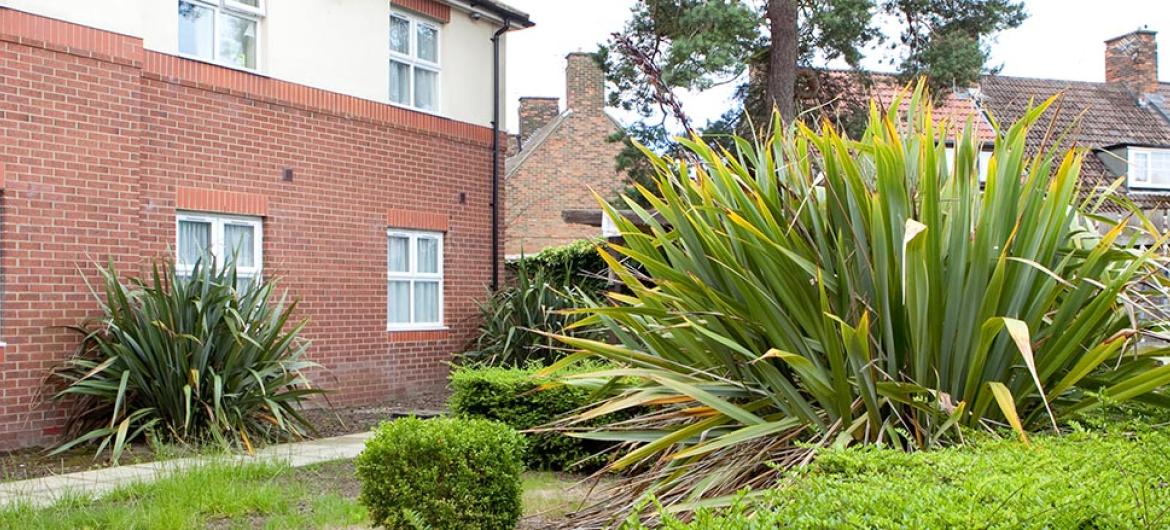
(503, 0, 1170, 132)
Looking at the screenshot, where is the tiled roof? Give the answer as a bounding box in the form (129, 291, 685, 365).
(865, 75, 996, 143)
(981, 76, 1170, 149)
(979, 76, 1170, 191)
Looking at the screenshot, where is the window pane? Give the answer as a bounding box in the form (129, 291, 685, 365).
(1133, 152, 1150, 183)
(235, 274, 256, 293)
(235, 0, 260, 7)
(978, 151, 992, 183)
(388, 281, 410, 323)
(1151, 152, 1170, 186)
(178, 1, 214, 60)
(218, 12, 257, 69)
(388, 236, 409, 272)
(224, 224, 255, 267)
(416, 24, 438, 63)
(414, 68, 437, 111)
(178, 220, 211, 266)
(390, 15, 410, 54)
(417, 238, 438, 273)
(414, 281, 439, 323)
(390, 61, 411, 105)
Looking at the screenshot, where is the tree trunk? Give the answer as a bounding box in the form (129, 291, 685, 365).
(766, 0, 798, 122)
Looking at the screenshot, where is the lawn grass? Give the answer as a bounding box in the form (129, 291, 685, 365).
(0, 459, 596, 529)
(0, 460, 366, 530)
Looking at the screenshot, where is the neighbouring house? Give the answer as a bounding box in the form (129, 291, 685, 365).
(0, 0, 531, 449)
(505, 52, 627, 256)
(873, 28, 1170, 212)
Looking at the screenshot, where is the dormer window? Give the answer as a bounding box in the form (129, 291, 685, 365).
(1129, 147, 1170, 190)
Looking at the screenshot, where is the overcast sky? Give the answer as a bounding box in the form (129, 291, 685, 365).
(503, 0, 1170, 132)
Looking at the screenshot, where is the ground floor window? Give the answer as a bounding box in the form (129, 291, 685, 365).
(387, 229, 443, 330)
(177, 212, 262, 290)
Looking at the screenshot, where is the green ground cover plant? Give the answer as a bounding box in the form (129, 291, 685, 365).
(621, 429, 1170, 529)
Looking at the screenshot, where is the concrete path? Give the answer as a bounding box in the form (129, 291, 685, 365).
(0, 431, 374, 509)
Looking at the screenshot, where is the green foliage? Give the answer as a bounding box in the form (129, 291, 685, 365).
(355, 417, 525, 530)
(463, 257, 603, 366)
(602, 0, 1027, 186)
(511, 239, 609, 290)
(449, 364, 613, 471)
(549, 88, 1170, 520)
(622, 430, 1170, 529)
(51, 257, 321, 463)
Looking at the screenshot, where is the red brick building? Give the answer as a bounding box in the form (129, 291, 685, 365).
(0, 1, 531, 449)
(505, 52, 627, 256)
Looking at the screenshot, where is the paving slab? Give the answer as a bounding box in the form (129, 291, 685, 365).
(0, 431, 374, 509)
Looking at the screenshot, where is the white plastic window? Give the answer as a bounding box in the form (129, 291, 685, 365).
(389, 12, 441, 111)
(387, 230, 444, 329)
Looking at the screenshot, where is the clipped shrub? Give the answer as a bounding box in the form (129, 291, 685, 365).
(51, 257, 321, 462)
(463, 258, 604, 367)
(355, 417, 525, 530)
(510, 238, 608, 290)
(449, 364, 612, 471)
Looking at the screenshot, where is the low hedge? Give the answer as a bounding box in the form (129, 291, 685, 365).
(355, 417, 525, 530)
(623, 429, 1170, 529)
(449, 364, 612, 472)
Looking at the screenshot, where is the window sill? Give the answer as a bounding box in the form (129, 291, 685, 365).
(387, 327, 449, 343)
(386, 325, 448, 333)
(386, 99, 443, 119)
(176, 52, 266, 77)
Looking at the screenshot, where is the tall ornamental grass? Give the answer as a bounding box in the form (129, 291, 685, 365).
(51, 257, 322, 462)
(544, 88, 1170, 520)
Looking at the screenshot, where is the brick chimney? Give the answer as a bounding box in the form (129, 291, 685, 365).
(1105, 29, 1159, 96)
(518, 97, 560, 144)
(566, 52, 605, 113)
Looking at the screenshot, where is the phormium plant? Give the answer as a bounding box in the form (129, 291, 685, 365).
(51, 256, 322, 462)
(544, 86, 1170, 522)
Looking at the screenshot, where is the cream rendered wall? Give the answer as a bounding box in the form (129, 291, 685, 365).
(0, 0, 144, 36)
(0, 0, 507, 128)
(438, 9, 507, 129)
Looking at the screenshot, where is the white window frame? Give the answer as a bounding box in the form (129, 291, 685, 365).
(387, 229, 445, 331)
(389, 11, 442, 112)
(1129, 147, 1170, 190)
(176, 212, 263, 282)
(178, 0, 264, 72)
(945, 145, 993, 184)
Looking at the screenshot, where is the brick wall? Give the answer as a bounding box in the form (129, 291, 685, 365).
(518, 96, 559, 144)
(505, 52, 625, 255)
(0, 8, 501, 449)
(1105, 30, 1159, 95)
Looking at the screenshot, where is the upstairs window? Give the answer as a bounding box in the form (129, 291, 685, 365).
(179, 0, 263, 71)
(389, 12, 441, 112)
(1129, 147, 1170, 190)
(387, 230, 444, 330)
(177, 212, 263, 291)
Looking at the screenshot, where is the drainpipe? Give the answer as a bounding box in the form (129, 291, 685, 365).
(490, 19, 509, 292)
